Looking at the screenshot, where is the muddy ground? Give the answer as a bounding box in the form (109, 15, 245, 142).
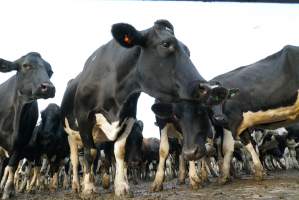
(15, 169, 299, 200)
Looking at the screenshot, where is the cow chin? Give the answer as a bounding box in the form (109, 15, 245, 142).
(32, 90, 55, 100)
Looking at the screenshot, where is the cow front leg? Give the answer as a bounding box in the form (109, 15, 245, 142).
(241, 130, 264, 181)
(68, 136, 81, 193)
(245, 142, 264, 180)
(151, 124, 170, 192)
(114, 118, 135, 196)
(2, 166, 16, 199)
(0, 166, 9, 192)
(189, 161, 202, 189)
(28, 166, 40, 193)
(200, 158, 208, 183)
(81, 147, 99, 195)
(218, 129, 234, 184)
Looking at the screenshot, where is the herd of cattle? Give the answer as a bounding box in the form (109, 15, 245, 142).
(0, 19, 299, 199)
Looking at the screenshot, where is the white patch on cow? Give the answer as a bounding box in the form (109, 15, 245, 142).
(82, 172, 98, 194)
(0, 147, 9, 158)
(276, 127, 288, 136)
(0, 165, 9, 190)
(95, 113, 126, 141)
(221, 129, 235, 180)
(238, 91, 299, 135)
(151, 124, 170, 191)
(245, 142, 264, 179)
(100, 150, 105, 159)
(114, 117, 135, 196)
(189, 161, 201, 189)
(28, 166, 40, 192)
(67, 135, 80, 192)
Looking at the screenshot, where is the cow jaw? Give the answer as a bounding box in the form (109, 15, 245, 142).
(238, 90, 299, 136)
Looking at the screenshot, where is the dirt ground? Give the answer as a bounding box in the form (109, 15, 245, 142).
(15, 169, 299, 200)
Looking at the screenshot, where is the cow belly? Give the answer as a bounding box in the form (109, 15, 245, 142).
(237, 91, 299, 135)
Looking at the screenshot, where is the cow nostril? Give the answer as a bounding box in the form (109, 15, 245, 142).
(40, 83, 48, 92)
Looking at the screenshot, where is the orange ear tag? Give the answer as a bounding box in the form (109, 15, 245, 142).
(124, 34, 132, 45)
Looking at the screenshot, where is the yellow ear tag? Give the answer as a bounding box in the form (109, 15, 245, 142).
(124, 34, 132, 45)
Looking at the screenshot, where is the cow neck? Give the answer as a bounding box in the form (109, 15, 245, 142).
(106, 65, 140, 123)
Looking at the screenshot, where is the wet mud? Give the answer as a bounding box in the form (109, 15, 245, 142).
(15, 169, 299, 200)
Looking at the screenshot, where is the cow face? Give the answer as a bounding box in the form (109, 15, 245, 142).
(125, 120, 144, 167)
(40, 104, 61, 135)
(152, 101, 213, 161)
(0, 52, 55, 100)
(111, 20, 228, 104)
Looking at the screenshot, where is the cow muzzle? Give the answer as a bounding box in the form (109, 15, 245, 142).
(183, 145, 206, 161)
(35, 82, 56, 99)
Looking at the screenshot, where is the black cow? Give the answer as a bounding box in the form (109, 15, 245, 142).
(209, 45, 299, 183)
(61, 20, 229, 196)
(0, 52, 55, 199)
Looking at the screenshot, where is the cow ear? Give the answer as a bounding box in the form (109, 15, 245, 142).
(151, 103, 173, 118)
(227, 88, 239, 99)
(0, 59, 19, 72)
(111, 23, 145, 48)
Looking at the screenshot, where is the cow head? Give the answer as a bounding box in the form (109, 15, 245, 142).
(0, 52, 55, 101)
(152, 101, 213, 161)
(125, 120, 144, 167)
(111, 20, 228, 104)
(40, 103, 61, 136)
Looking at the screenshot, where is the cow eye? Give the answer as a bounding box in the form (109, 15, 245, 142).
(161, 42, 170, 48)
(23, 64, 32, 70)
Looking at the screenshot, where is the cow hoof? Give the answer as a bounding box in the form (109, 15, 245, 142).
(27, 188, 36, 194)
(254, 167, 264, 181)
(150, 182, 163, 192)
(72, 182, 80, 193)
(218, 176, 229, 185)
(114, 181, 130, 196)
(82, 184, 100, 195)
(189, 176, 203, 190)
(177, 178, 185, 185)
(102, 174, 110, 190)
(50, 185, 58, 193)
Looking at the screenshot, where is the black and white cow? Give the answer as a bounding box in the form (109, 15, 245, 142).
(60, 20, 229, 196)
(209, 45, 299, 183)
(150, 101, 215, 191)
(0, 52, 55, 199)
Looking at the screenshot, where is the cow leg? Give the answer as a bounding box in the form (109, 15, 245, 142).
(189, 161, 201, 189)
(39, 158, 48, 190)
(27, 166, 40, 193)
(62, 167, 69, 190)
(178, 154, 186, 184)
(206, 157, 218, 177)
(13, 163, 21, 192)
(243, 139, 264, 180)
(0, 166, 9, 192)
(218, 129, 234, 184)
(19, 162, 32, 193)
(114, 118, 135, 196)
(200, 158, 209, 183)
(68, 136, 80, 193)
(1, 166, 16, 199)
(151, 124, 170, 192)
